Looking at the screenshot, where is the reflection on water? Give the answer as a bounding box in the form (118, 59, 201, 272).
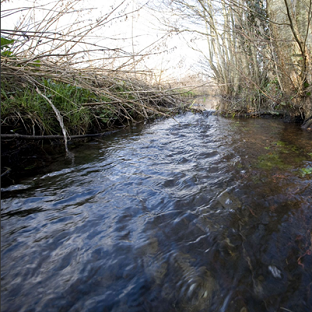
(1, 112, 312, 312)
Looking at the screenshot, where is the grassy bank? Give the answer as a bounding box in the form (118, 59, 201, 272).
(0, 1, 201, 186)
(1, 1, 194, 143)
(1, 55, 195, 185)
(1, 63, 189, 138)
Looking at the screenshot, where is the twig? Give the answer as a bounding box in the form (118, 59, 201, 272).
(1, 130, 120, 140)
(1, 167, 11, 178)
(35, 87, 70, 156)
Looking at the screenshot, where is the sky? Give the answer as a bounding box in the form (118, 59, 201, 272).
(1, 0, 206, 82)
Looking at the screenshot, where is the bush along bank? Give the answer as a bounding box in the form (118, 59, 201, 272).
(1, 56, 193, 185)
(1, 64, 189, 139)
(214, 81, 312, 129)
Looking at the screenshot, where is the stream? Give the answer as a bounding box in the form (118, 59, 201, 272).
(1, 112, 312, 312)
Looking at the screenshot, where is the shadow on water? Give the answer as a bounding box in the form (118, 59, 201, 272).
(1, 112, 312, 312)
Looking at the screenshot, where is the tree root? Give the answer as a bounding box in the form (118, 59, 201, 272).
(301, 117, 312, 130)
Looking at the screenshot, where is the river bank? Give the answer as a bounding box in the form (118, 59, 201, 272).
(1, 54, 195, 186)
(3, 91, 312, 187)
(192, 95, 312, 128)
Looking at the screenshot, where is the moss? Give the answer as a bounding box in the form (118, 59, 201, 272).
(299, 167, 312, 177)
(257, 153, 292, 170)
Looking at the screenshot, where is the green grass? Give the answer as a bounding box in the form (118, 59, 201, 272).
(1, 78, 120, 135)
(300, 167, 312, 177)
(176, 88, 196, 97)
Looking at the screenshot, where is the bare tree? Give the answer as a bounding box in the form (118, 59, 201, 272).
(268, 0, 312, 124)
(158, 0, 312, 121)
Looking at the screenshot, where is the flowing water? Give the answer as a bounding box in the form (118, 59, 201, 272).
(1, 112, 312, 312)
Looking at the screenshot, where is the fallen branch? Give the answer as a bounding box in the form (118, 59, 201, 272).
(1, 167, 11, 178)
(1, 130, 120, 140)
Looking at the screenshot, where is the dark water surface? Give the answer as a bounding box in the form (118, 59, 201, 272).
(1, 112, 312, 312)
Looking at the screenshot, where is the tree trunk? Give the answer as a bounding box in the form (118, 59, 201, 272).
(267, 0, 312, 120)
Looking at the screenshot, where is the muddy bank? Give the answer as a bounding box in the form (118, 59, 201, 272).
(1, 138, 71, 187)
(192, 96, 312, 130)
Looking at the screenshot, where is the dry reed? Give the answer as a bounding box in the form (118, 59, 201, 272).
(1, 0, 193, 152)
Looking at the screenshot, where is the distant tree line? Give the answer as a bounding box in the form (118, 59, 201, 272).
(162, 0, 312, 125)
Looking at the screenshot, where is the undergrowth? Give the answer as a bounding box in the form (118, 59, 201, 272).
(1, 77, 123, 136)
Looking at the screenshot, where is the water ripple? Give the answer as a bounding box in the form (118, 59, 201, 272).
(1, 113, 312, 311)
